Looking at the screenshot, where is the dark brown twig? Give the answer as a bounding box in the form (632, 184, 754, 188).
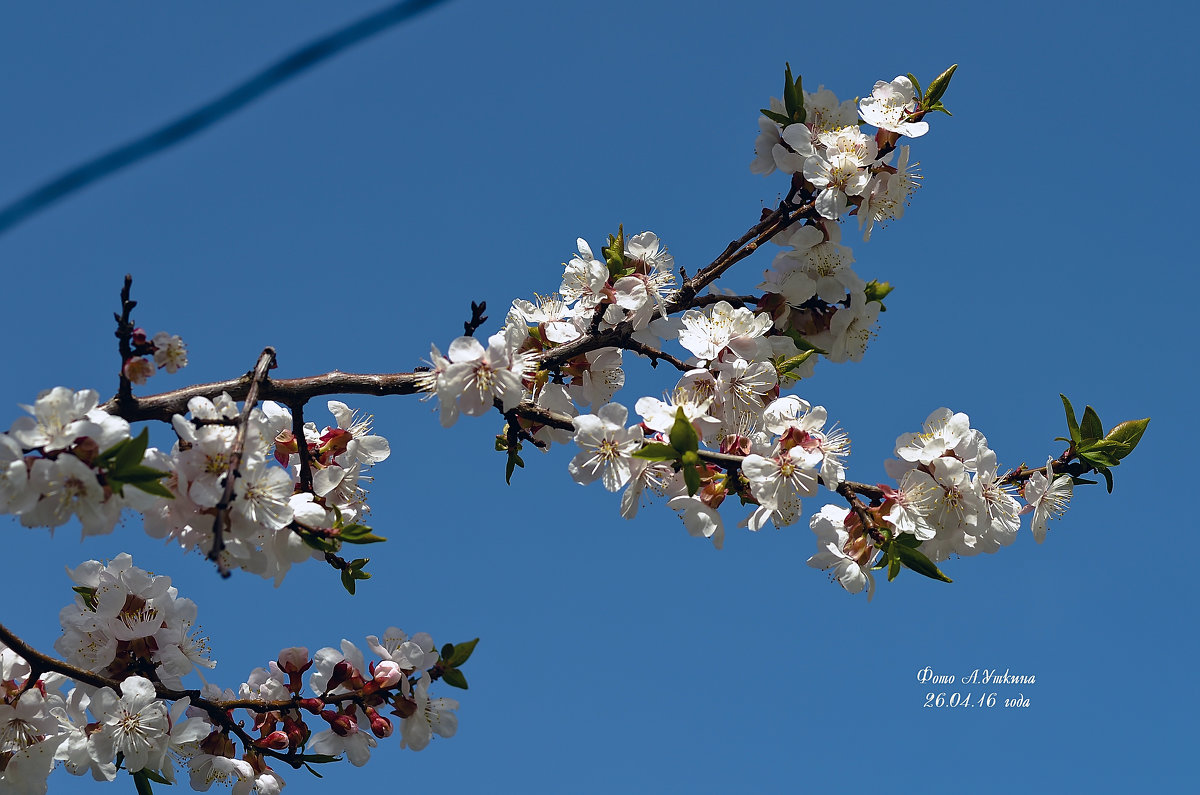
(209, 348, 278, 576)
(113, 274, 138, 408)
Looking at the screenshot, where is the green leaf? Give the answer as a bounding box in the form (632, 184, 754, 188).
(887, 545, 901, 582)
(783, 330, 828, 355)
(776, 350, 816, 379)
(114, 427, 151, 472)
(602, 224, 626, 278)
(126, 478, 175, 499)
(863, 280, 894, 305)
(504, 446, 525, 485)
(297, 754, 342, 765)
(441, 643, 454, 660)
(446, 638, 480, 667)
(633, 442, 679, 462)
(668, 408, 699, 455)
(1080, 405, 1103, 443)
(895, 544, 953, 583)
(760, 109, 791, 126)
(783, 62, 799, 120)
(72, 585, 98, 610)
(139, 768, 173, 785)
(1105, 418, 1149, 460)
(441, 667, 469, 690)
(1100, 467, 1114, 493)
(1060, 394, 1081, 445)
(132, 770, 155, 795)
(1080, 449, 1119, 469)
(1078, 439, 1130, 457)
(340, 569, 356, 595)
(116, 464, 173, 483)
(895, 532, 922, 548)
(682, 460, 701, 496)
(922, 64, 958, 108)
(341, 533, 387, 545)
(1070, 477, 1097, 486)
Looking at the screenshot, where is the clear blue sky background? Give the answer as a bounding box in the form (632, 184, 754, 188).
(0, 1, 1193, 792)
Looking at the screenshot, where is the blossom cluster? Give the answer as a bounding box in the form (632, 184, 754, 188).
(0, 555, 461, 794)
(805, 408, 1075, 599)
(0, 385, 391, 584)
(122, 328, 189, 387)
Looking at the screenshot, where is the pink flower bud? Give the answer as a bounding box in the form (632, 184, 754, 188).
(373, 660, 404, 688)
(320, 709, 358, 737)
(296, 698, 324, 714)
(366, 706, 392, 738)
(276, 647, 311, 674)
(131, 328, 148, 346)
(256, 730, 291, 750)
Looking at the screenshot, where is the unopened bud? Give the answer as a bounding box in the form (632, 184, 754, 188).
(373, 660, 404, 688)
(296, 697, 324, 714)
(273, 431, 299, 467)
(277, 647, 311, 675)
(256, 730, 290, 750)
(366, 706, 392, 738)
(283, 716, 309, 747)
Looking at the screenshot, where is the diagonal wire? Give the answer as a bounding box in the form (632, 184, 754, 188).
(0, 0, 452, 238)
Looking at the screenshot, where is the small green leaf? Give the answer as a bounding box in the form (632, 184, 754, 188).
(297, 754, 342, 765)
(895, 532, 922, 548)
(1080, 405, 1103, 443)
(633, 442, 679, 462)
(1100, 467, 1114, 493)
(114, 427, 151, 472)
(922, 64, 958, 108)
(441, 643, 455, 660)
(1080, 450, 1120, 469)
(132, 770, 156, 795)
(682, 461, 701, 496)
(895, 544, 953, 583)
(340, 569, 356, 595)
(126, 478, 175, 499)
(887, 545, 901, 582)
(1070, 477, 1097, 486)
(1060, 394, 1081, 445)
(446, 638, 480, 667)
(1078, 439, 1130, 456)
(602, 224, 626, 278)
(776, 350, 816, 379)
(783, 62, 799, 120)
(1105, 418, 1149, 460)
(669, 408, 699, 455)
(139, 768, 173, 785)
(783, 330, 828, 355)
(760, 109, 791, 126)
(441, 667, 469, 690)
(863, 280, 894, 305)
(504, 445, 525, 485)
(341, 533, 387, 545)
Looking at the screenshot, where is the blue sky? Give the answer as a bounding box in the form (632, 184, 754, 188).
(0, 1, 1193, 792)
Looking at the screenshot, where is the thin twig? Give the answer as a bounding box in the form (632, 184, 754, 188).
(0, 0, 454, 237)
(113, 274, 137, 407)
(209, 348, 278, 576)
(292, 401, 315, 493)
